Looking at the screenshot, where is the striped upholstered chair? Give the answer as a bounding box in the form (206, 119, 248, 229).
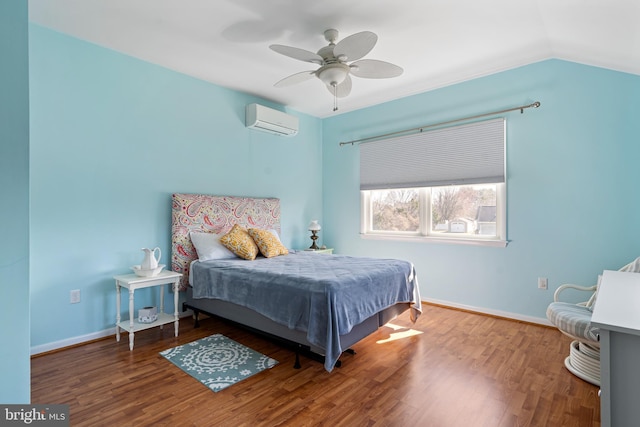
(546, 257, 640, 386)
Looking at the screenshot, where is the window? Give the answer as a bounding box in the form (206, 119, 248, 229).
(361, 184, 506, 246)
(359, 118, 507, 246)
(369, 188, 420, 233)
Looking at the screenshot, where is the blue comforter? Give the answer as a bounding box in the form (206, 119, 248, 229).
(190, 251, 421, 371)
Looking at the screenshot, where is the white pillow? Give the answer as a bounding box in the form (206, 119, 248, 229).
(268, 229, 282, 241)
(190, 232, 237, 261)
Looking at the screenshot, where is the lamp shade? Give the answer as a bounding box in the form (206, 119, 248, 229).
(308, 220, 321, 231)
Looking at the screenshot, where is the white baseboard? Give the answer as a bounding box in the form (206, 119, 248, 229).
(31, 327, 117, 356)
(31, 311, 195, 356)
(423, 297, 552, 327)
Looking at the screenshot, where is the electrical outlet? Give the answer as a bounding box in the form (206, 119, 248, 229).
(537, 277, 548, 290)
(70, 289, 81, 304)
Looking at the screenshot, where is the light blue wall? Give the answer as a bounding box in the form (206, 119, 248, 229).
(29, 24, 323, 348)
(323, 59, 640, 320)
(0, 0, 30, 403)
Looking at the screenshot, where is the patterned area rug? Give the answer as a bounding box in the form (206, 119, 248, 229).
(160, 334, 278, 392)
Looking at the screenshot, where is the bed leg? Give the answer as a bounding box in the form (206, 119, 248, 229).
(193, 310, 200, 328)
(294, 347, 301, 369)
(345, 348, 356, 355)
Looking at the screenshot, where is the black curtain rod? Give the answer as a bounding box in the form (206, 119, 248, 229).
(339, 101, 541, 146)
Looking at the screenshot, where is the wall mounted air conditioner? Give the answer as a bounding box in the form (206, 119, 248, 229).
(245, 103, 298, 136)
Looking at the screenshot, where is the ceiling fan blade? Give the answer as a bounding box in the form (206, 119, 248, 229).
(326, 74, 352, 98)
(274, 70, 316, 87)
(350, 59, 403, 78)
(269, 44, 323, 64)
(333, 31, 377, 62)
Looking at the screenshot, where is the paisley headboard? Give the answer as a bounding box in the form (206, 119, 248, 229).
(171, 193, 281, 291)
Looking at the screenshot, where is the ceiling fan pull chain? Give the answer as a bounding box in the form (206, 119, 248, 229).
(333, 83, 338, 111)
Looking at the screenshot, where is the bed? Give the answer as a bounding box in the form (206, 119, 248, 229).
(171, 193, 422, 371)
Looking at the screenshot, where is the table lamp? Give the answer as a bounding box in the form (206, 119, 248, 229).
(308, 220, 321, 250)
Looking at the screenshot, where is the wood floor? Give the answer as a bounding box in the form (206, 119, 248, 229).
(31, 304, 600, 426)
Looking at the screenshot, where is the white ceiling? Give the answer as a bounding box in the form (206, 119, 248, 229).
(28, 0, 640, 118)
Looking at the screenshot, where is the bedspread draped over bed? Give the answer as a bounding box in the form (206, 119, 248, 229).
(190, 251, 422, 371)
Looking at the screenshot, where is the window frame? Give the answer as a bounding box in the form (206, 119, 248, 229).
(360, 183, 508, 247)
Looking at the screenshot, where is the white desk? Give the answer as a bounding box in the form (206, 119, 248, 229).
(114, 270, 182, 350)
(590, 269, 640, 427)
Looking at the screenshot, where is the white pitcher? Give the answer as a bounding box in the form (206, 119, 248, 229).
(141, 247, 161, 270)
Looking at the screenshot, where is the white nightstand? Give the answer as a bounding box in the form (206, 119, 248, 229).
(304, 248, 334, 254)
(114, 270, 182, 350)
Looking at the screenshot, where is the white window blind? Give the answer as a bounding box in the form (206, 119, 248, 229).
(360, 118, 505, 190)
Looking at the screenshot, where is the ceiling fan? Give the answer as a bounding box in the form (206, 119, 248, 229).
(270, 29, 403, 111)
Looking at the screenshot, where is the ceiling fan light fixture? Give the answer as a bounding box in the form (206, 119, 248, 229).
(316, 63, 349, 86)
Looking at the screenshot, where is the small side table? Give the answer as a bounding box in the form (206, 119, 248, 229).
(304, 248, 334, 254)
(114, 270, 182, 350)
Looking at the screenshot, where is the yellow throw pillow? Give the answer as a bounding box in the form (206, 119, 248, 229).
(220, 224, 259, 260)
(248, 228, 289, 258)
